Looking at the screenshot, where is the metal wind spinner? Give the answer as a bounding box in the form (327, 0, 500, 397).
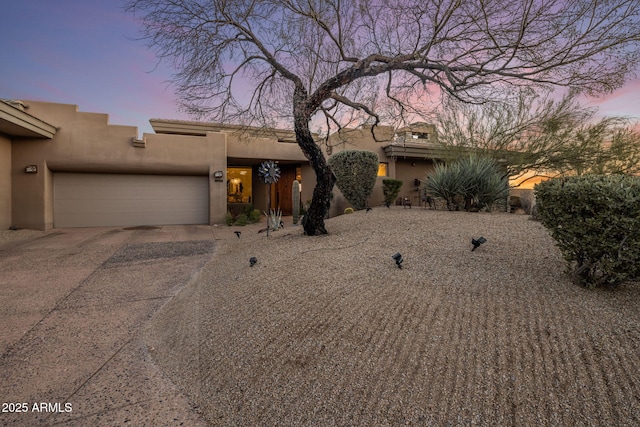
(258, 160, 281, 184)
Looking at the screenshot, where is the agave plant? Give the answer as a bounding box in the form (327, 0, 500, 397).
(264, 208, 283, 231)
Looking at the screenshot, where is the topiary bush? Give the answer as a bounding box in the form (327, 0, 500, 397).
(382, 179, 403, 207)
(535, 175, 640, 288)
(344, 207, 354, 214)
(328, 149, 379, 210)
(425, 155, 508, 211)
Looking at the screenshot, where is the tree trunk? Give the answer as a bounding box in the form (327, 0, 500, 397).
(293, 88, 336, 235)
(301, 161, 335, 235)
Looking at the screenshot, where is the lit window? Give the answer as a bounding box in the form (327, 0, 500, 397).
(377, 163, 388, 177)
(227, 167, 253, 203)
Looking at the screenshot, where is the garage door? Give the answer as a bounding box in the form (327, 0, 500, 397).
(54, 173, 209, 228)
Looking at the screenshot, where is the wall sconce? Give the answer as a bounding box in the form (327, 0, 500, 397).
(25, 165, 38, 174)
(212, 170, 224, 182)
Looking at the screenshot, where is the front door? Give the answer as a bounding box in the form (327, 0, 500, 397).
(271, 165, 296, 215)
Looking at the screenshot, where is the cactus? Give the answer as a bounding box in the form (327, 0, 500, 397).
(292, 180, 301, 224)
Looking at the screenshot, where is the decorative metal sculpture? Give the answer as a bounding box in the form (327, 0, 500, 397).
(258, 161, 281, 236)
(258, 160, 281, 184)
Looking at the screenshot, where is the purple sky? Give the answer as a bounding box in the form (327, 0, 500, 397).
(1, 0, 638, 136)
(0, 0, 188, 135)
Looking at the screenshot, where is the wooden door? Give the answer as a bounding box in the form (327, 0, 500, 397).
(271, 165, 296, 215)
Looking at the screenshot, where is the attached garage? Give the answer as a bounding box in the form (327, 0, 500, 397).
(53, 173, 209, 228)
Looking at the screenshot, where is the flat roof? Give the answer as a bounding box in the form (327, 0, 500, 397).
(0, 100, 57, 139)
(149, 119, 304, 143)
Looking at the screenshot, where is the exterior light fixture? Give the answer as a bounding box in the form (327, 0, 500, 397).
(249, 257, 257, 267)
(392, 252, 404, 268)
(234, 231, 241, 238)
(212, 170, 224, 182)
(471, 237, 487, 251)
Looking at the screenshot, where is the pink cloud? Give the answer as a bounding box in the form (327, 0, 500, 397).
(583, 78, 640, 120)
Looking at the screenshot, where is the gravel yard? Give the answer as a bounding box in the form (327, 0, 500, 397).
(0, 229, 44, 245)
(146, 208, 640, 426)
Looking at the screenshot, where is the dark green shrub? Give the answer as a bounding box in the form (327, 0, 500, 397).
(382, 179, 403, 206)
(425, 155, 508, 211)
(535, 175, 640, 287)
(328, 150, 379, 210)
(226, 206, 261, 226)
(248, 208, 261, 223)
(234, 213, 249, 226)
(225, 211, 234, 226)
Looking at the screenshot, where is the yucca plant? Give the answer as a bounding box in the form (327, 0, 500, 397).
(426, 155, 508, 211)
(459, 155, 509, 211)
(425, 161, 464, 210)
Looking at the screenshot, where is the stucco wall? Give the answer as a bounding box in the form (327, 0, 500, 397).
(0, 135, 11, 228)
(393, 159, 435, 206)
(11, 101, 228, 230)
(228, 137, 306, 163)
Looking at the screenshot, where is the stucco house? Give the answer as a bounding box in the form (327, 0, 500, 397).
(1, 99, 451, 230)
(325, 123, 449, 215)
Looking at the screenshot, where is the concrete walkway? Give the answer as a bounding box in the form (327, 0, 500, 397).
(0, 225, 231, 426)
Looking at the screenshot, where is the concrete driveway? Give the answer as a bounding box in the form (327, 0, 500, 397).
(0, 225, 225, 426)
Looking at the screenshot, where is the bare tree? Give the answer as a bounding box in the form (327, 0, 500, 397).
(435, 90, 640, 185)
(125, 0, 640, 235)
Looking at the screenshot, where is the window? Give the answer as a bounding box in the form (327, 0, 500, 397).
(227, 167, 252, 203)
(412, 132, 429, 140)
(377, 162, 388, 177)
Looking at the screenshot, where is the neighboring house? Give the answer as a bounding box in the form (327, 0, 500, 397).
(1, 99, 455, 230)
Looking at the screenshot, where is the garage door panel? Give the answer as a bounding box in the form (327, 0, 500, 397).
(54, 173, 209, 228)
